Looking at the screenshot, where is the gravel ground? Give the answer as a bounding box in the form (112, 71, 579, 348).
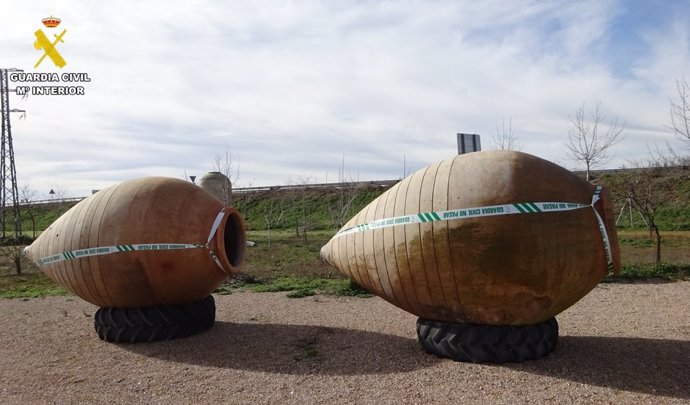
(1, 281, 689, 404)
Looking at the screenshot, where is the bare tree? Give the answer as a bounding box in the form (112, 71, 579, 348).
(402, 155, 413, 179)
(182, 169, 197, 184)
(492, 117, 522, 151)
(213, 146, 240, 184)
(0, 245, 24, 275)
(669, 78, 690, 148)
(49, 184, 70, 214)
(263, 189, 285, 249)
(210, 146, 240, 205)
(289, 175, 315, 242)
(565, 102, 625, 181)
(19, 184, 38, 238)
(646, 141, 688, 168)
(49, 184, 68, 200)
(617, 158, 676, 263)
(0, 185, 32, 274)
(328, 156, 360, 229)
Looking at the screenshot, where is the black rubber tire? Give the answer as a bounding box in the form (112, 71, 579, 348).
(94, 295, 216, 343)
(416, 317, 558, 363)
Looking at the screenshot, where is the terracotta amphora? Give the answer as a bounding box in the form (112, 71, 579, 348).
(25, 177, 246, 308)
(321, 151, 620, 325)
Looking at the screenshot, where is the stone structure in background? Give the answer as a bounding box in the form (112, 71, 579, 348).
(200, 171, 232, 205)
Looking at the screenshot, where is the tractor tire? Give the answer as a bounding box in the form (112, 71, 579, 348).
(416, 317, 558, 363)
(94, 295, 216, 343)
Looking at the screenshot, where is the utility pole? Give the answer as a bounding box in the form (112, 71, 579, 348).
(0, 68, 25, 239)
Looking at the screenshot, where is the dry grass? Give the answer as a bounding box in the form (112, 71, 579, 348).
(617, 230, 690, 264)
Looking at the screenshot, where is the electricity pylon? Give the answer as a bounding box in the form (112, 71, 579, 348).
(0, 68, 25, 239)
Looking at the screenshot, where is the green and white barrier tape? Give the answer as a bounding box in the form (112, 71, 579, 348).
(334, 186, 614, 273)
(34, 243, 204, 266)
(32, 209, 232, 274)
(590, 187, 615, 272)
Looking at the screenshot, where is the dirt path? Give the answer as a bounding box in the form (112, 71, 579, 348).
(1, 282, 689, 404)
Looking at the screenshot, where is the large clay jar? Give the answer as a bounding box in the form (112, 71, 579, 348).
(24, 177, 246, 308)
(321, 151, 620, 325)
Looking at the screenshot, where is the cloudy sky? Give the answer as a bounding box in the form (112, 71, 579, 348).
(2, 0, 689, 197)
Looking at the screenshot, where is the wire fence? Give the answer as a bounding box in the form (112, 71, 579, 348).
(14, 180, 399, 206)
(18, 197, 85, 207)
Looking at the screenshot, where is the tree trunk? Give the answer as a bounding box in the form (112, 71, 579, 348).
(302, 219, 308, 243)
(653, 224, 661, 264)
(13, 247, 22, 275)
(302, 201, 308, 243)
(30, 214, 36, 238)
(267, 225, 271, 249)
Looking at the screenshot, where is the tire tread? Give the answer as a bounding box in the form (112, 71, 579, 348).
(416, 317, 558, 363)
(94, 296, 216, 343)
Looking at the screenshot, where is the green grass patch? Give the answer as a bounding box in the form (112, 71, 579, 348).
(286, 289, 316, 298)
(214, 285, 235, 295)
(0, 273, 69, 298)
(220, 275, 372, 298)
(5, 201, 77, 238)
(330, 279, 373, 297)
(303, 344, 318, 358)
(241, 229, 337, 280)
(617, 237, 655, 248)
(234, 187, 387, 232)
(606, 263, 690, 282)
(248, 276, 333, 293)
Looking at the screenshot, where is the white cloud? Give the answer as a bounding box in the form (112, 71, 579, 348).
(2, 0, 689, 196)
